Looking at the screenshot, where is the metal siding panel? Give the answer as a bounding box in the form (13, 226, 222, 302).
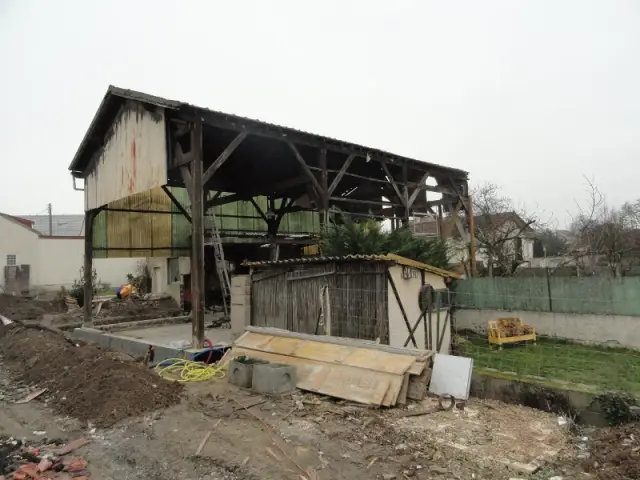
(86, 104, 167, 210)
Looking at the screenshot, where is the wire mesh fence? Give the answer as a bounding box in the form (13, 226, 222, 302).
(451, 291, 640, 396)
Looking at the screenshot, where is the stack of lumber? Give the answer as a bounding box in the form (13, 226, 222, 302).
(223, 326, 433, 406)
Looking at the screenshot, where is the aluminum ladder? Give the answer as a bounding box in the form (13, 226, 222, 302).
(210, 211, 231, 318)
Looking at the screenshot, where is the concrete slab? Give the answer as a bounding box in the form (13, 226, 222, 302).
(118, 323, 234, 346)
(71, 323, 234, 363)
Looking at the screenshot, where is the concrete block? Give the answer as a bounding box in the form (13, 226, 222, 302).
(252, 363, 297, 395)
(228, 358, 267, 388)
(232, 275, 251, 287)
(231, 284, 251, 296)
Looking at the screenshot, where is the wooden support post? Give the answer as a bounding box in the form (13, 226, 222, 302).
(467, 195, 477, 277)
(83, 209, 96, 327)
(190, 120, 205, 349)
(402, 162, 409, 224)
(318, 148, 328, 228)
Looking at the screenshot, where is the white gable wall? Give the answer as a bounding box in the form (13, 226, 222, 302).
(0, 216, 39, 288)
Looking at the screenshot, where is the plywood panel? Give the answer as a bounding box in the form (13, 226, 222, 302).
(236, 332, 416, 375)
(228, 347, 392, 405)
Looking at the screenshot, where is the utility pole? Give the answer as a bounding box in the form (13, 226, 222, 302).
(47, 203, 53, 236)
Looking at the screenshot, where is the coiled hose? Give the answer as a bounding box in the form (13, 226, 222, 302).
(154, 340, 228, 383)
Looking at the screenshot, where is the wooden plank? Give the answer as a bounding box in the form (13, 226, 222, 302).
(407, 360, 426, 376)
(407, 367, 432, 401)
(228, 347, 392, 405)
(396, 374, 410, 406)
(244, 327, 432, 359)
(236, 332, 417, 375)
(381, 374, 405, 407)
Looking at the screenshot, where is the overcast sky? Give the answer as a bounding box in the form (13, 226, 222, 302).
(1, 0, 638, 226)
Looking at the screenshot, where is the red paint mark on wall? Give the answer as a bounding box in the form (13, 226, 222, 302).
(128, 138, 138, 194)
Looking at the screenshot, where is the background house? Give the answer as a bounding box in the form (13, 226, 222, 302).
(413, 212, 535, 275)
(0, 213, 138, 294)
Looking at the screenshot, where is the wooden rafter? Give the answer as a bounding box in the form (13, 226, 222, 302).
(379, 160, 405, 206)
(328, 154, 355, 195)
(203, 131, 248, 185)
(288, 142, 324, 200)
(407, 172, 431, 208)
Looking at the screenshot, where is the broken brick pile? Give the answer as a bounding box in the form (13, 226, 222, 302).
(0, 436, 91, 480)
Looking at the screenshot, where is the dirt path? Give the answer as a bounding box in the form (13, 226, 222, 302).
(0, 323, 602, 480)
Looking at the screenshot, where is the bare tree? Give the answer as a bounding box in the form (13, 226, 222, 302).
(470, 182, 540, 277)
(567, 178, 640, 277)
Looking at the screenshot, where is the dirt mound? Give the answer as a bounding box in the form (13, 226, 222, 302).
(0, 294, 65, 321)
(584, 422, 640, 479)
(0, 324, 182, 426)
(98, 296, 181, 320)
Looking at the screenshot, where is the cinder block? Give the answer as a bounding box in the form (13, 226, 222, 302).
(251, 363, 297, 395)
(232, 275, 251, 287)
(231, 284, 251, 296)
(228, 358, 268, 388)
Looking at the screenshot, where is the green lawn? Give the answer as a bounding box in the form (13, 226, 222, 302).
(456, 331, 640, 394)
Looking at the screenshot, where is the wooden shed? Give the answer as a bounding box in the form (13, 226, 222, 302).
(243, 254, 460, 353)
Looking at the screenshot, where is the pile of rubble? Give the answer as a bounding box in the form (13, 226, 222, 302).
(0, 436, 91, 479)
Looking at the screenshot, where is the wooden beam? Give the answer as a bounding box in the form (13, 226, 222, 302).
(379, 160, 405, 206)
(249, 198, 269, 224)
(162, 185, 192, 223)
(83, 209, 96, 327)
(204, 192, 250, 210)
(467, 195, 477, 277)
(180, 165, 193, 206)
(424, 184, 456, 195)
(288, 142, 324, 199)
(329, 196, 405, 208)
(203, 131, 248, 185)
(191, 119, 205, 349)
(173, 141, 194, 168)
(407, 172, 431, 208)
(402, 162, 409, 222)
(328, 154, 355, 195)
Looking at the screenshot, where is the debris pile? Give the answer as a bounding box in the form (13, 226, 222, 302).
(0, 295, 65, 322)
(0, 324, 183, 426)
(95, 295, 181, 320)
(584, 422, 640, 480)
(0, 436, 91, 479)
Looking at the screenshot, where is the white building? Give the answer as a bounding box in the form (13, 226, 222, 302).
(0, 213, 138, 294)
(413, 212, 535, 275)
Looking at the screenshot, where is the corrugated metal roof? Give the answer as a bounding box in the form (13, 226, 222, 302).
(69, 86, 470, 178)
(21, 215, 85, 236)
(243, 253, 460, 279)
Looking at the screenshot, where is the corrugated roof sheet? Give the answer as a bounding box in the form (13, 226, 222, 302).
(243, 253, 460, 279)
(21, 215, 85, 236)
(69, 86, 470, 178)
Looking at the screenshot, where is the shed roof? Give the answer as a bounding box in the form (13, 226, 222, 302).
(21, 215, 85, 236)
(0, 213, 37, 233)
(68, 86, 469, 180)
(243, 253, 460, 279)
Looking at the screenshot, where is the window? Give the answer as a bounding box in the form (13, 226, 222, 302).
(167, 258, 180, 284)
(6, 255, 16, 266)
